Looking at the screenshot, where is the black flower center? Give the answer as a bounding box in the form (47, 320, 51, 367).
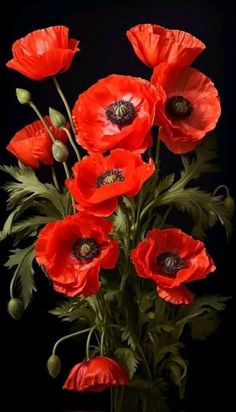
(157, 251, 185, 276)
(72, 238, 100, 262)
(166, 96, 193, 120)
(105, 100, 136, 126)
(96, 168, 125, 188)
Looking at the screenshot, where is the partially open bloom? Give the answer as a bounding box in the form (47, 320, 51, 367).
(35, 213, 118, 297)
(63, 356, 129, 392)
(72, 74, 162, 153)
(131, 228, 216, 304)
(66, 149, 155, 216)
(6, 26, 79, 80)
(126, 23, 205, 68)
(7, 116, 68, 168)
(152, 63, 221, 153)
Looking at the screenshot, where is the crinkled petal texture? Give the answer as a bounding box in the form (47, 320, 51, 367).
(126, 23, 205, 68)
(63, 356, 129, 392)
(35, 213, 118, 297)
(66, 149, 155, 216)
(72, 74, 162, 153)
(6, 26, 79, 80)
(131, 228, 215, 304)
(152, 63, 221, 154)
(7, 116, 68, 168)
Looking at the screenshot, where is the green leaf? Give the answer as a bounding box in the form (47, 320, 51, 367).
(180, 136, 220, 184)
(49, 299, 95, 326)
(5, 245, 36, 308)
(115, 347, 139, 378)
(0, 164, 71, 217)
(175, 295, 229, 338)
(121, 325, 137, 351)
(156, 174, 175, 195)
(190, 312, 221, 341)
(157, 188, 232, 240)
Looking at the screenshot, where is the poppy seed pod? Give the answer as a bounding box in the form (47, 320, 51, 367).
(224, 196, 235, 218)
(7, 298, 24, 320)
(52, 140, 69, 162)
(16, 88, 32, 105)
(49, 107, 67, 128)
(47, 355, 61, 378)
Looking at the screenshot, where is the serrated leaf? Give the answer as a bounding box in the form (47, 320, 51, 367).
(180, 136, 219, 185)
(5, 245, 36, 308)
(157, 188, 232, 240)
(115, 347, 139, 378)
(0, 164, 71, 217)
(49, 300, 95, 325)
(190, 312, 221, 341)
(156, 174, 175, 195)
(175, 295, 229, 339)
(121, 325, 137, 351)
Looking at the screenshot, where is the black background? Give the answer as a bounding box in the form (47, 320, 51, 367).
(0, 0, 235, 411)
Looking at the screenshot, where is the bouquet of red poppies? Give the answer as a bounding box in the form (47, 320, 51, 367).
(1, 24, 234, 411)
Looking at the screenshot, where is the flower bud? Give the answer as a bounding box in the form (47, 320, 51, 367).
(166, 361, 183, 386)
(49, 107, 67, 128)
(16, 88, 32, 105)
(7, 298, 24, 320)
(224, 196, 235, 218)
(52, 140, 69, 162)
(47, 354, 61, 378)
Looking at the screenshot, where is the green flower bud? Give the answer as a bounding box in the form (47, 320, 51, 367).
(52, 140, 69, 162)
(16, 88, 32, 105)
(166, 361, 183, 386)
(47, 355, 61, 378)
(224, 196, 235, 218)
(7, 298, 24, 320)
(49, 107, 67, 128)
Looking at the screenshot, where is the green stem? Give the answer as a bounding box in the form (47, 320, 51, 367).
(158, 205, 172, 229)
(29, 102, 55, 142)
(117, 386, 125, 412)
(52, 327, 91, 355)
(53, 76, 76, 136)
(62, 126, 81, 161)
(9, 270, 18, 299)
(62, 162, 76, 213)
(155, 137, 161, 165)
(213, 184, 230, 197)
(86, 325, 98, 360)
(100, 327, 105, 356)
(136, 341, 152, 380)
(51, 166, 60, 192)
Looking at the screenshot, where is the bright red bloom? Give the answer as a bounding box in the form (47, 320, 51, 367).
(152, 63, 221, 153)
(63, 356, 129, 392)
(7, 116, 68, 168)
(35, 213, 118, 297)
(66, 149, 155, 216)
(126, 23, 205, 68)
(131, 228, 215, 304)
(72, 74, 162, 154)
(6, 26, 79, 80)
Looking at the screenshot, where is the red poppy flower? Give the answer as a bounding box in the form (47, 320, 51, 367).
(35, 213, 118, 297)
(152, 63, 221, 153)
(131, 228, 215, 304)
(7, 116, 68, 169)
(126, 23, 205, 68)
(6, 26, 79, 80)
(72, 74, 162, 154)
(66, 149, 155, 216)
(63, 356, 129, 392)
